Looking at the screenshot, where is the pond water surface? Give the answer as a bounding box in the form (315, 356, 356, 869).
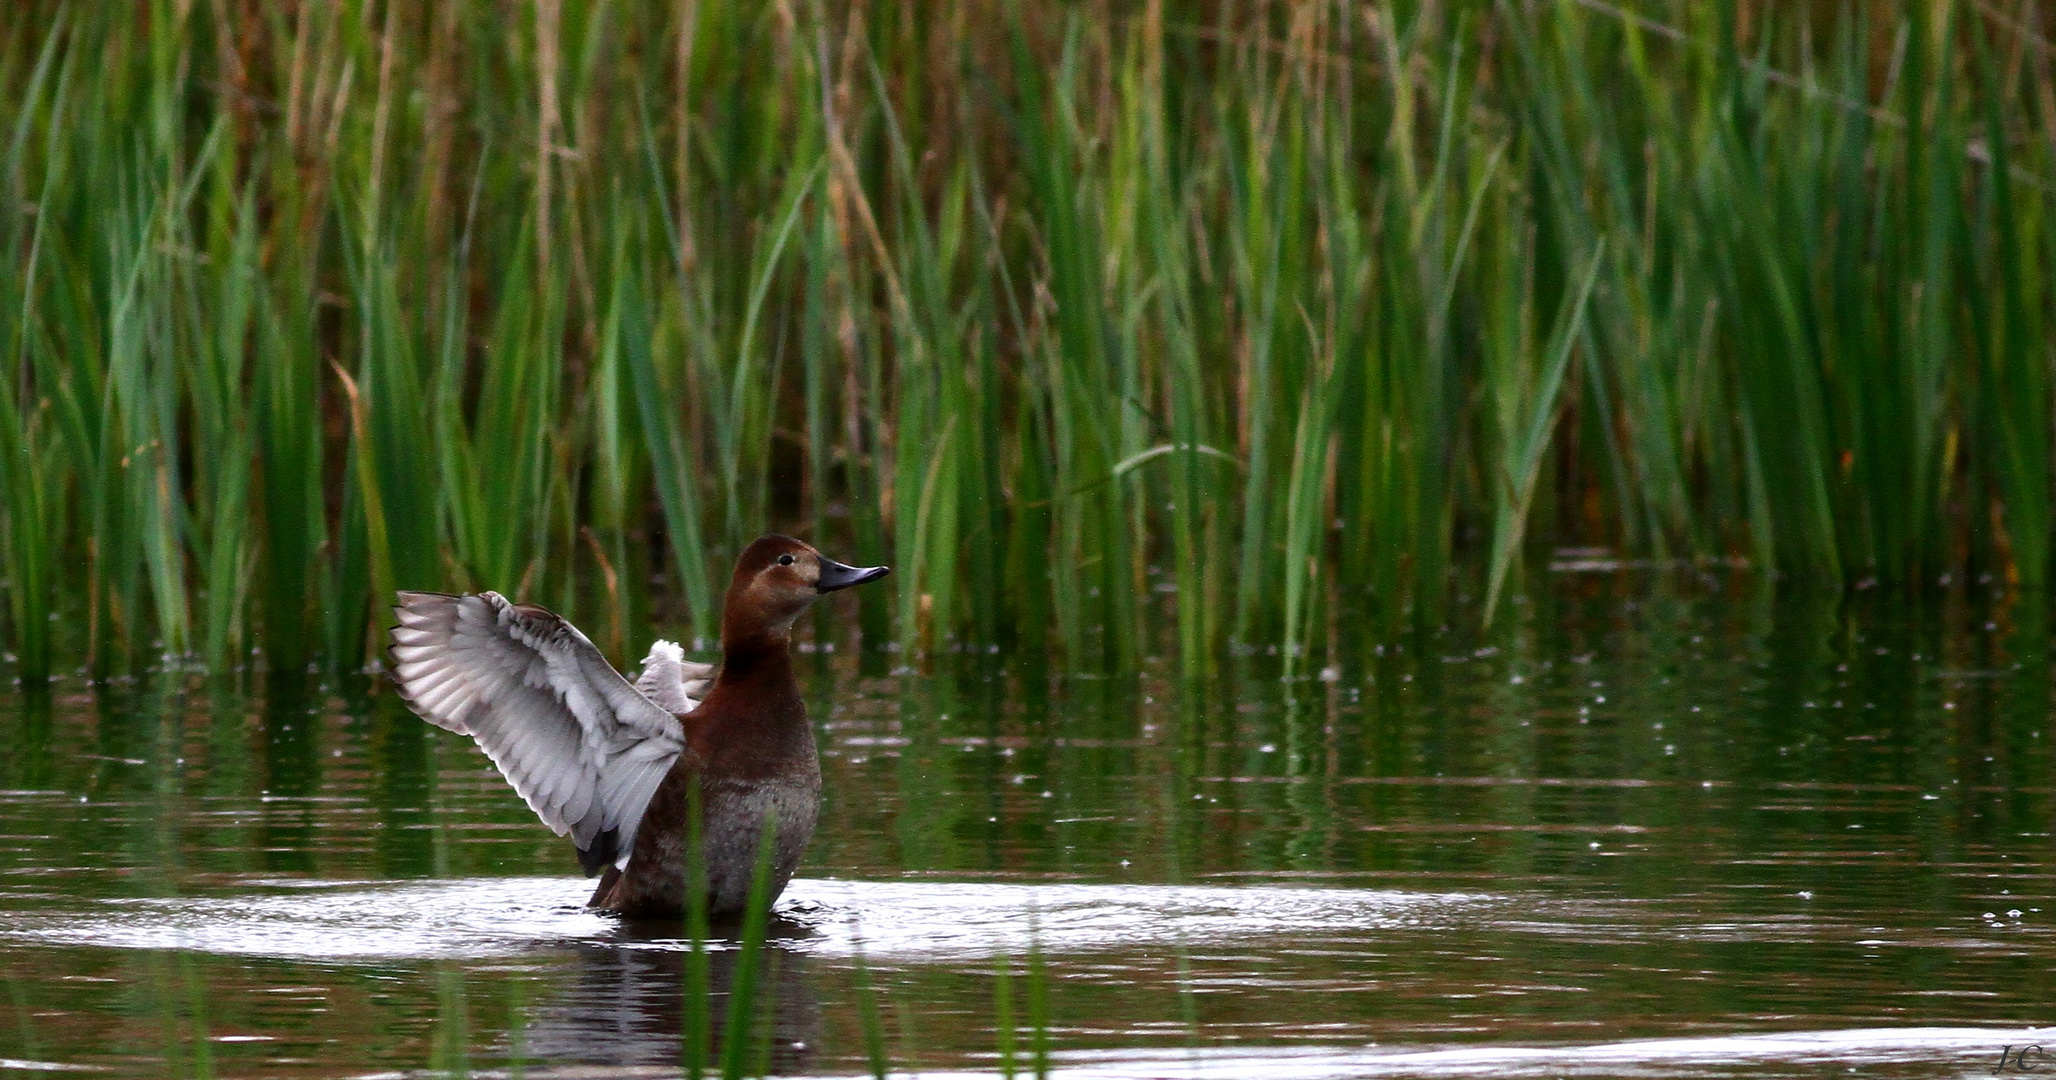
(1, 576, 2052, 1078)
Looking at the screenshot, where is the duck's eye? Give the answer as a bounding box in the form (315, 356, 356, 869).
(777, 554, 795, 566)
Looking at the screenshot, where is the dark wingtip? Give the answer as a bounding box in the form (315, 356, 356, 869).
(576, 827, 620, 877)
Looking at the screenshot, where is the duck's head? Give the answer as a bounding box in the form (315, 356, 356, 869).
(721, 534, 890, 646)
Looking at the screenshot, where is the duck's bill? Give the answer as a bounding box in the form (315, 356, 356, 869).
(816, 558, 891, 593)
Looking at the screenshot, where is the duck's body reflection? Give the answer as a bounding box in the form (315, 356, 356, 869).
(518, 915, 823, 1072)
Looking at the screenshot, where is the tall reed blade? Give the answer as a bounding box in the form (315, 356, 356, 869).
(717, 809, 782, 1080)
(0, 1, 2046, 677)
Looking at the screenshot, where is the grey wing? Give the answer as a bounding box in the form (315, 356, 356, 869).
(386, 591, 689, 874)
(633, 639, 716, 716)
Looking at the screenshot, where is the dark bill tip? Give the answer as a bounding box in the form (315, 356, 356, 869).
(815, 558, 891, 593)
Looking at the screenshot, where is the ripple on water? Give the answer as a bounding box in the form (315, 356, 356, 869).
(0, 876, 1496, 963)
(798, 1027, 2055, 1079)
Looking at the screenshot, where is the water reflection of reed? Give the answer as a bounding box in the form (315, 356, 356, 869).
(3, 586, 2056, 1076)
(516, 920, 822, 1075)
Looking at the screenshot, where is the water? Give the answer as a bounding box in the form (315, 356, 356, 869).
(2, 578, 2052, 1077)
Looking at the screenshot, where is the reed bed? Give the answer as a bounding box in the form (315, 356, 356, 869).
(1, 0, 2051, 682)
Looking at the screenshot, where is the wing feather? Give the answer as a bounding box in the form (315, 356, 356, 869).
(633, 639, 715, 716)
(387, 591, 694, 874)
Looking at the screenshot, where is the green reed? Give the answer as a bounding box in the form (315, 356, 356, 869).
(717, 812, 783, 1080)
(1, 1, 2051, 680)
(683, 779, 713, 1080)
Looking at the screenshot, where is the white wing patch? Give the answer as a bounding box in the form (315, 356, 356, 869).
(387, 592, 698, 873)
(634, 639, 715, 716)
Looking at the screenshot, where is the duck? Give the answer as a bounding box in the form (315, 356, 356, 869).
(384, 535, 889, 919)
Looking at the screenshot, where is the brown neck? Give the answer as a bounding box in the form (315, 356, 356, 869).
(710, 573, 807, 713)
(716, 628, 794, 689)
(699, 627, 809, 772)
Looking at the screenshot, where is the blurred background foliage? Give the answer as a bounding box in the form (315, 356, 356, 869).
(0, 0, 2051, 682)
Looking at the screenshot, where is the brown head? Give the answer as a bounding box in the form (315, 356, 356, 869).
(719, 535, 890, 652)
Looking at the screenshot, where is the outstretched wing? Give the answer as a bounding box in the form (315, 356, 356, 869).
(634, 639, 716, 715)
(387, 591, 690, 874)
